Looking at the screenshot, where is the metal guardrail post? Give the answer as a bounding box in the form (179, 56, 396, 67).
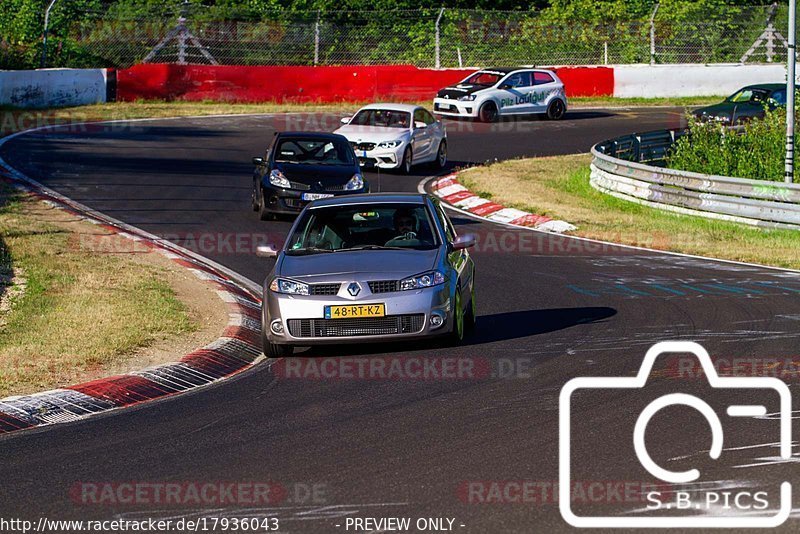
(649, 2, 659, 66)
(786, 0, 796, 183)
(314, 11, 320, 66)
(40, 0, 58, 69)
(435, 7, 445, 69)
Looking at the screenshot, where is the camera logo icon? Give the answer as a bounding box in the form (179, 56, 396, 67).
(559, 341, 792, 528)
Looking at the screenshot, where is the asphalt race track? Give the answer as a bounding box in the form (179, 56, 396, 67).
(2, 108, 800, 532)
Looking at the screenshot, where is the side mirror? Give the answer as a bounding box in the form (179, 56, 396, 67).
(451, 234, 476, 251)
(340, 117, 351, 125)
(256, 245, 278, 258)
(252, 157, 264, 166)
(414, 121, 427, 129)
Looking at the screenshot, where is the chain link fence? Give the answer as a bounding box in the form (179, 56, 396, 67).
(4, 3, 795, 70)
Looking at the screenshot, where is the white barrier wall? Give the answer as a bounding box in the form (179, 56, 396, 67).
(0, 69, 107, 108)
(613, 64, 787, 98)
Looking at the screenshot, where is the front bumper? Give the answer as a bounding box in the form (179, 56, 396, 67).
(261, 183, 369, 214)
(352, 145, 405, 170)
(263, 284, 453, 345)
(433, 98, 479, 117)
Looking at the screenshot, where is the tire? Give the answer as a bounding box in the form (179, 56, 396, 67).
(465, 279, 477, 333)
(258, 187, 273, 221)
(448, 286, 466, 344)
(546, 99, 566, 120)
(262, 329, 293, 357)
(400, 147, 413, 174)
(478, 102, 499, 123)
(251, 182, 259, 212)
(434, 139, 447, 170)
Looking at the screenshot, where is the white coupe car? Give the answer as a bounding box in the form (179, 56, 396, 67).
(334, 104, 447, 174)
(433, 67, 567, 122)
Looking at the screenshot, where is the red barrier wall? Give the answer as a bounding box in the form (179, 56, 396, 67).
(116, 64, 613, 103)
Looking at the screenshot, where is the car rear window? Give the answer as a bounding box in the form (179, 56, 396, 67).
(533, 72, 555, 85)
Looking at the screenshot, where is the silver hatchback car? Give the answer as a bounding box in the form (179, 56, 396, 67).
(257, 193, 476, 357)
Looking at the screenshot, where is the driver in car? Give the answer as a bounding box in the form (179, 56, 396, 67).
(393, 209, 417, 240)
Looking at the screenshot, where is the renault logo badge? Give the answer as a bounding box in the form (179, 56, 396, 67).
(347, 282, 361, 296)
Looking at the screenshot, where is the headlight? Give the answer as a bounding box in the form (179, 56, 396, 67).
(377, 139, 404, 149)
(399, 270, 446, 291)
(344, 173, 364, 191)
(269, 278, 309, 295)
(458, 94, 476, 101)
(269, 169, 291, 188)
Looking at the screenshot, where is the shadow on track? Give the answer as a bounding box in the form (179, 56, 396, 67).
(297, 306, 616, 357)
(465, 306, 617, 346)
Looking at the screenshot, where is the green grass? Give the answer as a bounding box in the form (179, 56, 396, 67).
(0, 186, 197, 396)
(459, 154, 800, 270)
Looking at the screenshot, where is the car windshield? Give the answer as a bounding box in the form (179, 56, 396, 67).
(285, 203, 440, 255)
(350, 109, 411, 128)
(274, 137, 354, 165)
(463, 71, 504, 86)
(726, 88, 770, 103)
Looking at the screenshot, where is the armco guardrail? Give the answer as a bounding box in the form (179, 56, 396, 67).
(591, 129, 800, 229)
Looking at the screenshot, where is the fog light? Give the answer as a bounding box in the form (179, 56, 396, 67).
(270, 320, 284, 335)
(430, 313, 445, 329)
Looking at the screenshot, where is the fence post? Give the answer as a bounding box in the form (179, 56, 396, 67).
(649, 2, 659, 65)
(314, 11, 320, 66)
(435, 7, 445, 69)
(604, 41, 608, 65)
(40, 0, 58, 68)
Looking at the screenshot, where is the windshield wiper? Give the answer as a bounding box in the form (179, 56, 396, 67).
(285, 247, 335, 255)
(344, 245, 409, 251)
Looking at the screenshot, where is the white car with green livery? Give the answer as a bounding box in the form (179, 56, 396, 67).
(433, 67, 567, 122)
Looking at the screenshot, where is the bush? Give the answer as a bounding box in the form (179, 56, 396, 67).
(667, 105, 799, 183)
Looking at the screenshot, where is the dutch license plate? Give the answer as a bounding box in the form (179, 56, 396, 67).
(301, 193, 334, 201)
(325, 304, 385, 319)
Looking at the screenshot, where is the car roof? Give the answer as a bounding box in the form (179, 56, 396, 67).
(739, 83, 794, 92)
(358, 103, 420, 113)
(480, 67, 551, 74)
(309, 193, 428, 208)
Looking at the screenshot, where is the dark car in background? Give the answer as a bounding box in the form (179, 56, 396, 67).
(692, 83, 797, 125)
(251, 132, 368, 219)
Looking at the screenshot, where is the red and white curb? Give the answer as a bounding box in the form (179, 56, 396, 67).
(429, 170, 576, 234)
(0, 162, 264, 435)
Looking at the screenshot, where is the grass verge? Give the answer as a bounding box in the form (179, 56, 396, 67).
(0, 184, 226, 397)
(0, 96, 720, 136)
(458, 154, 800, 270)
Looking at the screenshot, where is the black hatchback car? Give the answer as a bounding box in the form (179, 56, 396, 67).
(251, 132, 369, 219)
(692, 83, 798, 125)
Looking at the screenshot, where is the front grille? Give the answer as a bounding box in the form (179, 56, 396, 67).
(369, 280, 399, 293)
(324, 183, 346, 192)
(287, 314, 425, 338)
(288, 180, 311, 191)
(351, 142, 376, 151)
(309, 283, 340, 296)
